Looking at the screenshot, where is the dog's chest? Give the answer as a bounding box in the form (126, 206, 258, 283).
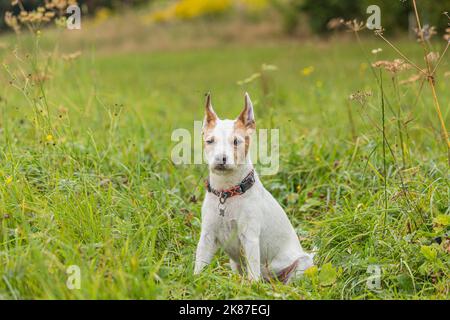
(216, 216, 242, 261)
(203, 186, 261, 262)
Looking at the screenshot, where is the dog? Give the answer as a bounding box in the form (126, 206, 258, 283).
(194, 92, 314, 283)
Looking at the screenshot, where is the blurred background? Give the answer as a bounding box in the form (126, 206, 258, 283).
(1, 0, 449, 51)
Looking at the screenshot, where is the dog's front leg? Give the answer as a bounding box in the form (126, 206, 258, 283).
(239, 231, 261, 281)
(194, 231, 218, 275)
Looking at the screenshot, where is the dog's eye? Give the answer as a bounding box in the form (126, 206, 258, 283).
(233, 138, 240, 146)
(205, 138, 214, 144)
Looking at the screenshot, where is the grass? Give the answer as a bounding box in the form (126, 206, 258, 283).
(0, 14, 449, 299)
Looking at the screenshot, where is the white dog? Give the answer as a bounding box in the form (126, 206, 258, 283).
(194, 93, 314, 283)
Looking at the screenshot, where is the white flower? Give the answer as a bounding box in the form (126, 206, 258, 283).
(371, 48, 383, 54)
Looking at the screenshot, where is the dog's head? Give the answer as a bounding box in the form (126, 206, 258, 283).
(202, 93, 255, 174)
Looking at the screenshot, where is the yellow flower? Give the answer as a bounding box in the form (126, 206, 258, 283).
(5, 176, 13, 185)
(46, 134, 53, 142)
(149, 0, 232, 22)
(304, 265, 318, 278)
(301, 66, 314, 76)
(94, 7, 112, 24)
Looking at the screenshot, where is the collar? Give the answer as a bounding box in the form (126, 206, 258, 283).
(205, 170, 255, 204)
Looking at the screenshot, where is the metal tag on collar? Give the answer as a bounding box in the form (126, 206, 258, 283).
(219, 192, 228, 204)
(218, 192, 228, 216)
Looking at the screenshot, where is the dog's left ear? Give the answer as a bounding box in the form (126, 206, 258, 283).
(236, 92, 256, 132)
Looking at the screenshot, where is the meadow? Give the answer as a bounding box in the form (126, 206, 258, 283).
(0, 8, 449, 299)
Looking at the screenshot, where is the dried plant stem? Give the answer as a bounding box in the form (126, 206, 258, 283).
(376, 33, 426, 76)
(379, 69, 388, 234)
(431, 42, 449, 74)
(346, 100, 357, 141)
(412, 77, 426, 108)
(412, 0, 450, 166)
(348, 16, 427, 229)
(380, 71, 388, 213)
(392, 77, 407, 168)
(429, 80, 450, 165)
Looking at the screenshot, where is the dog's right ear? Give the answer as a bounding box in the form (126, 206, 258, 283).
(236, 92, 256, 133)
(203, 92, 217, 131)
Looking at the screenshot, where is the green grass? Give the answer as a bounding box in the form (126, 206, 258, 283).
(0, 27, 449, 299)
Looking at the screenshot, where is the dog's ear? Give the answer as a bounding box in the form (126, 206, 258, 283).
(236, 92, 256, 132)
(203, 92, 217, 131)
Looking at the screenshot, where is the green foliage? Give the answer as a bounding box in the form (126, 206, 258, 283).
(318, 263, 341, 286)
(299, 0, 450, 34)
(0, 19, 449, 299)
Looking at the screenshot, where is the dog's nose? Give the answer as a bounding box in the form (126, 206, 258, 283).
(215, 154, 227, 165)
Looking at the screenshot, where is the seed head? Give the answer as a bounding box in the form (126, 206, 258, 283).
(372, 59, 412, 74)
(414, 24, 437, 42)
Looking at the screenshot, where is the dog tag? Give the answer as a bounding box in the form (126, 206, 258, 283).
(218, 193, 228, 217)
(218, 199, 226, 217)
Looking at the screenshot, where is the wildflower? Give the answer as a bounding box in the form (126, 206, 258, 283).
(304, 265, 318, 278)
(349, 91, 372, 104)
(5, 1, 79, 33)
(287, 193, 299, 204)
(371, 48, 382, 54)
(5, 176, 13, 185)
(342, 19, 365, 32)
(372, 59, 412, 74)
(414, 24, 437, 42)
(148, 0, 232, 22)
(425, 52, 439, 65)
(374, 28, 385, 36)
(261, 64, 278, 72)
(32, 72, 52, 84)
(327, 17, 344, 30)
(301, 66, 314, 76)
(46, 134, 54, 142)
(94, 7, 112, 25)
(4, 12, 21, 34)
